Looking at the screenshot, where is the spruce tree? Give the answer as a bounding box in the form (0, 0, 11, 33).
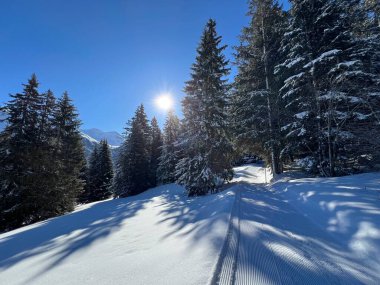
(114, 105, 151, 197)
(176, 19, 233, 196)
(0, 75, 46, 230)
(0, 75, 58, 230)
(81, 145, 99, 203)
(52, 92, 85, 211)
(157, 111, 180, 184)
(233, 0, 287, 174)
(149, 117, 162, 187)
(84, 140, 113, 202)
(276, 0, 380, 175)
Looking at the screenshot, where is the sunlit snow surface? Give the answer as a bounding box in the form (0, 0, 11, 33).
(1, 164, 380, 284)
(0, 185, 235, 285)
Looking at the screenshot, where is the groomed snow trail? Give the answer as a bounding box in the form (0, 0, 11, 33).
(212, 165, 378, 285)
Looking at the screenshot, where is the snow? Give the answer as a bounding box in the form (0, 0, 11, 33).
(270, 172, 380, 284)
(295, 111, 309, 119)
(0, 184, 235, 285)
(80, 132, 99, 144)
(1, 165, 380, 284)
(285, 57, 304, 68)
(304, 49, 341, 69)
(216, 165, 380, 284)
(81, 128, 123, 147)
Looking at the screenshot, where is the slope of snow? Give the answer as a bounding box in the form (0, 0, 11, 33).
(0, 184, 235, 285)
(82, 128, 123, 147)
(232, 163, 272, 184)
(80, 132, 120, 162)
(1, 164, 379, 284)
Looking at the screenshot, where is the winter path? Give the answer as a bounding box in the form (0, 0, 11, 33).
(212, 165, 380, 285)
(1, 165, 379, 284)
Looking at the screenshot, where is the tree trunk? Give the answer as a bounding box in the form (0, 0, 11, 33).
(261, 13, 280, 175)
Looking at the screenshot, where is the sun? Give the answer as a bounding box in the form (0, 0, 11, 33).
(154, 93, 174, 111)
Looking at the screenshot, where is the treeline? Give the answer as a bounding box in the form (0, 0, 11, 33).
(1, 0, 379, 231)
(0, 75, 85, 231)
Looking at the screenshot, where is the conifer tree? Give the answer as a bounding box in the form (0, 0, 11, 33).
(176, 19, 233, 196)
(233, 0, 287, 174)
(0, 74, 45, 230)
(149, 117, 162, 187)
(80, 145, 98, 203)
(52, 92, 85, 211)
(276, 0, 380, 175)
(157, 111, 180, 184)
(0, 76, 70, 230)
(84, 140, 113, 202)
(114, 105, 151, 197)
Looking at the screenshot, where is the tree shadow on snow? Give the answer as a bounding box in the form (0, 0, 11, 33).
(155, 185, 236, 254)
(0, 194, 152, 283)
(234, 183, 380, 284)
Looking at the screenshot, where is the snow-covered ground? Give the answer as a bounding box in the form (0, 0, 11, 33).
(0, 185, 235, 285)
(1, 164, 380, 284)
(215, 166, 380, 284)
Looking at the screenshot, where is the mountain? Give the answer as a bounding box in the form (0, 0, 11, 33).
(80, 132, 100, 160)
(80, 129, 123, 162)
(0, 111, 121, 162)
(82, 128, 123, 147)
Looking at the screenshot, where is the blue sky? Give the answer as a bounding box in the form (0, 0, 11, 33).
(0, 0, 289, 132)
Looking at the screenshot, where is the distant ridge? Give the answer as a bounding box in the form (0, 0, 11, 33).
(82, 128, 123, 147)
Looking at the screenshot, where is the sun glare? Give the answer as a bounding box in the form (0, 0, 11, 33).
(155, 94, 174, 111)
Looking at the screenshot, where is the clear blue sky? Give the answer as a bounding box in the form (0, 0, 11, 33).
(0, 0, 289, 133)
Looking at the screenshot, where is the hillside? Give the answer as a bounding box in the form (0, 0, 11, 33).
(1, 165, 379, 284)
(82, 128, 123, 147)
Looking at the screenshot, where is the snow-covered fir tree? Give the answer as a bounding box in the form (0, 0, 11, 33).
(176, 19, 233, 196)
(157, 110, 181, 184)
(149, 117, 162, 187)
(233, 0, 287, 174)
(113, 104, 151, 197)
(276, 0, 380, 175)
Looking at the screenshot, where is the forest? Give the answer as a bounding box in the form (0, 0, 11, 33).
(0, 0, 379, 232)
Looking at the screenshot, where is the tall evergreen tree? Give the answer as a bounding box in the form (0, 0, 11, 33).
(114, 105, 151, 197)
(157, 111, 181, 184)
(81, 145, 99, 203)
(276, 0, 380, 175)
(0, 74, 45, 230)
(176, 19, 233, 196)
(149, 117, 162, 187)
(52, 92, 85, 211)
(233, 0, 287, 174)
(84, 140, 113, 202)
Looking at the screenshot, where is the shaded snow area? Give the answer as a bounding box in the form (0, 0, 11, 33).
(1, 165, 380, 284)
(215, 165, 380, 285)
(270, 173, 380, 284)
(0, 185, 235, 285)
